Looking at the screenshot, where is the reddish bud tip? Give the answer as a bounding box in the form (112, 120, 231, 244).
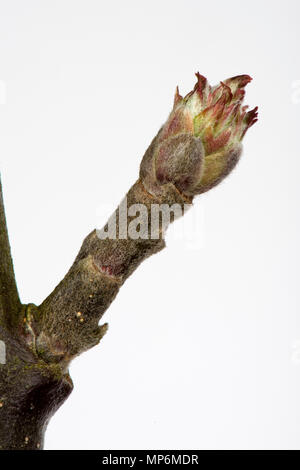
(173, 86, 183, 108)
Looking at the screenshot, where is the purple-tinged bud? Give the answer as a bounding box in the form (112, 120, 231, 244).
(140, 73, 258, 197)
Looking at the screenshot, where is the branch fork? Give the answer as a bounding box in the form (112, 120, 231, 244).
(0, 73, 257, 449)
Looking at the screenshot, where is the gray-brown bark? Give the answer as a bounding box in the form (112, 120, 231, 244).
(0, 176, 21, 327)
(0, 177, 73, 449)
(0, 72, 256, 449)
(0, 173, 189, 449)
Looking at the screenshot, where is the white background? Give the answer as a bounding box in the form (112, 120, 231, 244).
(0, 0, 300, 450)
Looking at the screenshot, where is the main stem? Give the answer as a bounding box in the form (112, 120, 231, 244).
(0, 176, 21, 325)
(0, 171, 188, 449)
(0, 176, 72, 449)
